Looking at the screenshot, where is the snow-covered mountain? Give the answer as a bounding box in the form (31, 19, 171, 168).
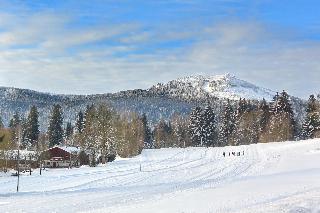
(0, 74, 305, 130)
(149, 74, 275, 101)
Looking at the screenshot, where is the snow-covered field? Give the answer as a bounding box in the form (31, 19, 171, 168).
(0, 139, 320, 213)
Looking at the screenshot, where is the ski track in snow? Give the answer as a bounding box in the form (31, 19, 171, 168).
(0, 139, 320, 213)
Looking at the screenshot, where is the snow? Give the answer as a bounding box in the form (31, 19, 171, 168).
(49, 145, 81, 154)
(1, 149, 37, 160)
(175, 74, 275, 100)
(0, 139, 320, 212)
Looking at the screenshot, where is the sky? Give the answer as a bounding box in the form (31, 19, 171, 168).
(0, 0, 320, 98)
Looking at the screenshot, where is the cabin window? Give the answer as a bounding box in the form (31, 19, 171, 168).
(47, 162, 50, 165)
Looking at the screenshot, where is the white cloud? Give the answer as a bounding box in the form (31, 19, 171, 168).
(0, 12, 320, 98)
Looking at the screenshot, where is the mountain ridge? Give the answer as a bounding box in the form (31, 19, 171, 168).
(149, 73, 276, 101)
(0, 74, 305, 130)
(1, 74, 275, 100)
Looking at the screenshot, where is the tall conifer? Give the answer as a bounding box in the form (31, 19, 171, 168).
(25, 105, 40, 146)
(48, 104, 64, 147)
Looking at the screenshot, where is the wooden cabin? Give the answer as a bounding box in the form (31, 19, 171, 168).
(43, 146, 81, 168)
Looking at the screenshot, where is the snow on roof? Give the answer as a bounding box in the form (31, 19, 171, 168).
(48, 146, 81, 154)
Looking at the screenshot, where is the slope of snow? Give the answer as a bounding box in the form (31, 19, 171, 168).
(0, 139, 320, 212)
(152, 74, 275, 101)
(178, 74, 275, 100)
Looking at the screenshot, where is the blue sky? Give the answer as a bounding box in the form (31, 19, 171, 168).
(0, 0, 320, 98)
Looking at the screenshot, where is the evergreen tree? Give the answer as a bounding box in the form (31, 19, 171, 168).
(301, 113, 320, 139)
(140, 113, 152, 148)
(232, 99, 247, 146)
(279, 90, 294, 115)
(258, 98, 270, 133)
(9, 111, 21, 129)
(306, 95, 317, 113)
(48, 104, 64, 147)
(202, 105, 216, 147)
(237, 98, 247, 115)
(280, 90, 296, 136)
(271, 90, 294, 115)
(269, 92, 280, 113)
(65, 122, 73, 140)
(301, 95, 320, 139)
(261, 91, 295, 142)
(188, 107, 203, 146)
(25, 106, 40, 147)
(218, 100, 235, 146)
(75, 111, 85, 134)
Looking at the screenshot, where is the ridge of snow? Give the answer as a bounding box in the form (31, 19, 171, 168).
(159, 73, 275, 101)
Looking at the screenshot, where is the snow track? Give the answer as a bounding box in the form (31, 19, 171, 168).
(1, 139, 320, 213)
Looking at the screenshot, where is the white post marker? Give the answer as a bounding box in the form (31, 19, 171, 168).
(16, 126, 21, 192)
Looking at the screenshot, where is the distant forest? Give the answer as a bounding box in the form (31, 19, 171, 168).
(1, 90, 320, 167)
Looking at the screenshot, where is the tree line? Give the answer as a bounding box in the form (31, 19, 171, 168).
(0, 104, 147, 167)
(152, 91, 320, 148)
(1, 90, 320, 168)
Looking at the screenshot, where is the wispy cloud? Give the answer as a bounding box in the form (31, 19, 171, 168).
(0, 1, 320, 98)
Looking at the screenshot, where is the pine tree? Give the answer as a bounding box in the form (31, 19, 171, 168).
(258, 98, 270, 133)
(279, 90, 294, 115)
(306, 95, 317, 113)
(202, 105, 216, 147)
(301, 95, 320, 139)
(75, 111, 85, 134)
(25, 106, 40, 147)
(48, 104, 64, 147)
(262, 91, 295, 142)
(9, 111, 21, 129)
(237, 98, 247, 115)
(269, 92, 280, 113)
(271, 90, 294, 115)
(65, 122, 73, 141)
(188, 107, 203, 146)
(280, 90, 296, 136)
(232, 99, 247, 146)
(140, 113, 151, 148)
(301, 113, 320, 139)
(218, 100, 235, 146)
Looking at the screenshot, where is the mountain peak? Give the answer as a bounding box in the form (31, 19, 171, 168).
(177, 73, 235, 82)
(150, 73, 275, 101)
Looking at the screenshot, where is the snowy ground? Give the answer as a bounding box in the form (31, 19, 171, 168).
(0, 139, 320, 213)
